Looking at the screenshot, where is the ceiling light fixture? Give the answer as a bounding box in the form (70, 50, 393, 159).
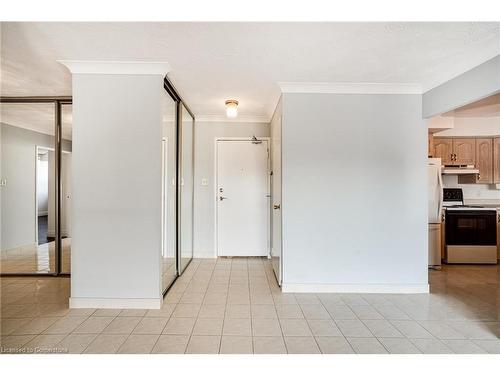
(225, 100, 238, 118)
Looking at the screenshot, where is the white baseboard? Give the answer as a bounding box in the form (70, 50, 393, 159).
(281, 283, 430, 294)
(69, 297, 163, 309)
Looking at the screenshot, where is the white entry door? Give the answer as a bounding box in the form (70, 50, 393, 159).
(217, 140, 270, 257)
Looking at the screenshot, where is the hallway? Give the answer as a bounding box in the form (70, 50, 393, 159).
(1, 258, 500, 354)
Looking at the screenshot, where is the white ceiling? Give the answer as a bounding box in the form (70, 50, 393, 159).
(1, 22, 499, 121)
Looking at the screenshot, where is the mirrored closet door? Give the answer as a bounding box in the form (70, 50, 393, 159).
(161, 89, 179, 293)
(0, 102, 57, 274)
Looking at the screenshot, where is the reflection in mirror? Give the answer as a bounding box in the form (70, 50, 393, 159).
(0, 103, 56, 273)
(161, 94, 178, 292)
(60, 104, 72, 273)
(179, 104, 194, 274)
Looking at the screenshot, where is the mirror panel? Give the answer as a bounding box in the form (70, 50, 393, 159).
(0, 102, 56, 273)
(60, 104, 72, 273)
(161, 93, 178, 292)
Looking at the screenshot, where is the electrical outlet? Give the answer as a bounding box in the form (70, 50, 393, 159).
(201, 178, 208, 186)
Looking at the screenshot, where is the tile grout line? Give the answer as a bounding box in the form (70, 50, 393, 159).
(319, 294, 356, 353)
(183, 259, 203, 354)
(296, 295, 324, 353)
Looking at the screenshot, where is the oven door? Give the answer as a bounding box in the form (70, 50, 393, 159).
(445, 210, 497, 246)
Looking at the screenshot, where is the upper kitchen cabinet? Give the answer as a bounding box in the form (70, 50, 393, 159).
(475, 138, 493, 184)
(453, 138, 476, 165)
(494, 138, 500, 184)
(428, 133, 434, 157)
(433, 138, 476, 165)
(433, 138, 453, 164)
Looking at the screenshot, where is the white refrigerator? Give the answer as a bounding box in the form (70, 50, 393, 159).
(428, 158, 443, 269)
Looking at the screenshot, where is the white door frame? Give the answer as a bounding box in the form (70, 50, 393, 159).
(214, 137, 271, 258)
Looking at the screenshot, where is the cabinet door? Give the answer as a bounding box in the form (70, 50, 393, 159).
(494, 138, 500, 184)
(476, 138, 493, 184)
(453, 138, 476, 165)
(433, 138, 453, 164)
(428, 133, 434, 157)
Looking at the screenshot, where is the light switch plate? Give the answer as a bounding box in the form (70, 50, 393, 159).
(201, 178, 208, 186)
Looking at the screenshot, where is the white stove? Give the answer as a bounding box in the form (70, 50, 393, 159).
(442, 188, 498, 264)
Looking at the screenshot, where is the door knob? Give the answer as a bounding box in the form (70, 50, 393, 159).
(273, 204, 281, 210)
(219, 196, 228, 201)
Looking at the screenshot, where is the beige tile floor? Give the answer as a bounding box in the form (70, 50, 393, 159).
(1, 257, 500, 354)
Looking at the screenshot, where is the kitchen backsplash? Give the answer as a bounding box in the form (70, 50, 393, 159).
(443, 175, 500, 201)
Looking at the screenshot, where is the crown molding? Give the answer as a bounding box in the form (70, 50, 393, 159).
(278, 82, 422, 94)
(58, 60, 171, 75)
(195, 114, 270, 123)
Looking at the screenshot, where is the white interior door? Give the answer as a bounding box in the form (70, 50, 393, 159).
(217, 140, 269, 257)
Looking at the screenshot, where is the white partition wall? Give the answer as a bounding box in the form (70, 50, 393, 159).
(62, 61, 170, 309)
(277, 86, 429, 293)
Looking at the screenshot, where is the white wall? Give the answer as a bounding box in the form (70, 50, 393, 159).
(193, 121, 270, 258)
(70, 72, 165, 308)
(280, 93, 428, 292)
(0, 124, 71, 250)
(47, 152, 72, 238)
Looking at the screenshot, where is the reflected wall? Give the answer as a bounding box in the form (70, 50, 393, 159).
(60, 103, 73, 273)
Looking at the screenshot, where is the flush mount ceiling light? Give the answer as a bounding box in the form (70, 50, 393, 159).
(225, 100, 238, 118)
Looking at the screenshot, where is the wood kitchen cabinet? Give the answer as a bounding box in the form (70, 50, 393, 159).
(495, 138, 500, 184)
(453, 138, 476, 165)
(433, 138, 453, 164)
(433, 136, 500, 185)
(475, 138, 493, 184)
(433, 138, 476, 165)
